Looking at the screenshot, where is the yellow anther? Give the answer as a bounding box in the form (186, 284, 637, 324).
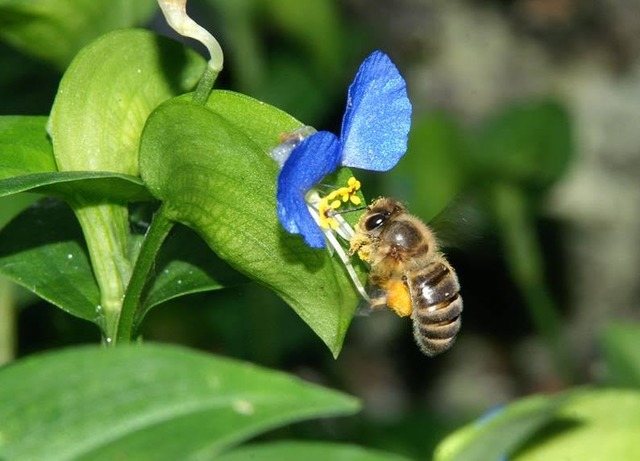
(318, 195, 341, 229)
(319, 212, 340, 229)
(316, 175, 364, 229)
(347, 177, 361, 191)
(318, 202, 340, 229)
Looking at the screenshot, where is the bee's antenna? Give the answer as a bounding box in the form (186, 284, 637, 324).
(328, 205, 367, 217)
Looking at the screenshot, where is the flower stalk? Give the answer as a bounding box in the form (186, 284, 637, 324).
(157, 0, 224, 102)
(116, 206, 174, 343)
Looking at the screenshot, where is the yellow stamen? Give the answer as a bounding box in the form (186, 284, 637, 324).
(316, 175, 364, 229)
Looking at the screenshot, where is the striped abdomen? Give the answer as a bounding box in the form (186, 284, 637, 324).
(408, 259, 463, 356)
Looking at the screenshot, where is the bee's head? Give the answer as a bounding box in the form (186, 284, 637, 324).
(359, 197, 405, 236)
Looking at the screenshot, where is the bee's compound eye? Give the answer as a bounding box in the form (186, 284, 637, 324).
(364, 213, 387, 231)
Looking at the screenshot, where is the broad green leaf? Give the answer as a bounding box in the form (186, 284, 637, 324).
(471, 101, 573, 189)
(434, 391, 570, 461)
(0, 116, 54, 179)
(204, 90, 301, 150)
(0, 116, 152, 201)
(0, 171, 151, 201)
(49, 28, 206, 177)
(514, 389, 640, 461)
(139, 98, 360, 357)
(0, 199, 99, 322)
(0, 118, 49, 222)
(388, 112, 467, 221)
(0, 0, 157, 69)
(0, 343, 360, 461)
(140, 224, 248, 319)
(0, 194, 38, 229)
(0, 197, 247, 326)
(601, 323, 640, 387)
(217, 441, 412, 461)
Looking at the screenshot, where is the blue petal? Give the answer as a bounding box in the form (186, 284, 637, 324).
(340, 50, 412, 171)
(276, 131, 341, 248)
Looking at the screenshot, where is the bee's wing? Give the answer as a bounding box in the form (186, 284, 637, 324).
(426, 194, 488, 250)
(354, 285, 388, 317)
(354, 299, 374, 317)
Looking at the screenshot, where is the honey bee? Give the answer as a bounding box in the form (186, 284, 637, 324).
(349, 197, 462, 356)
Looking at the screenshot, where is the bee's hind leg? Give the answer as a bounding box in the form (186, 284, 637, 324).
(367, 287, 388, 310)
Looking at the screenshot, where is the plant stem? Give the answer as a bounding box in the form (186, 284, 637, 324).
(71, 201, 132, 346)
(192, 63, 219, 105)
(492, 183, 576, 384)
(116, 206, 174, 343)
(0, 277, 16, 365)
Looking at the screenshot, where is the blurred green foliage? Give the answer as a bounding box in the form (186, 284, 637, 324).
(601, 323, 640, 387)
(1, 1, 640, 461)
(0, 0, 157, 69)
(471, 101, 573, 190)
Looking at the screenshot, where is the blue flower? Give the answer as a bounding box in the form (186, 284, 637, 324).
(276, 50, 412, 248)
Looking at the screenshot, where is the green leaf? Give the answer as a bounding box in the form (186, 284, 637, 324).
(0, 116, 55, 179)
(0, 197, 247, 328)
(0, 0, 157, 69)
(0, 343, 360, 461)
(434, 391, 569, 461)
(0, 199, 99, 322)
(0, 194, 38, 229)
(0, 116, 154, 201)
(217, 441, 412, 461)
(471, 101, 573, 189)
(49, 28, 206, 177)
(204, 90, 302, 149)
(140, 97, 360, 357)
(514, 389, 640, 461)
(141, 224, 248, 318)
(388, 112, 467, 221)
(601, 323, 640, 387)
(0, 171, 151, 201)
